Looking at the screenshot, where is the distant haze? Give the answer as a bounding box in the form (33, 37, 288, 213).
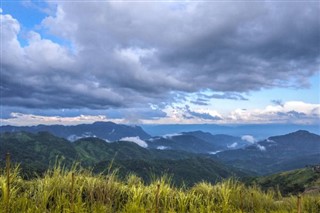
(142, 124, 320, 139)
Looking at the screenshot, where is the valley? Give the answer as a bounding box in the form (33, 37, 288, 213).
(1, 122, 319, 194)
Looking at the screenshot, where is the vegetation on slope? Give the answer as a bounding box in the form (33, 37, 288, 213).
(216, 130, 320, 174)
(94, 157, 248, 186)
(0, 132, 246, 185)
(0, 131, 76, 176)
(0, 165, 319, 213)
(250, 167, 320, 196)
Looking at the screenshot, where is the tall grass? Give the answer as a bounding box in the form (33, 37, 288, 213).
(0, 164, 319, 213)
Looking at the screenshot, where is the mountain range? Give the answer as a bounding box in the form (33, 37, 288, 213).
(141, 123, 320, 139)
(0, 122, 319, 187)
(146, 131, 247, 153)
(0, 131, 247, 185)
(0, 121, 151, 141)
(216, 130, 320, 175)
(0, 122, 250, 153)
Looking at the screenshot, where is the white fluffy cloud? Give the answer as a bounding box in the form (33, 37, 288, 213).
(1, 100, 318, 126)
(241, 135, 256, 144)
(163, 133, 182, 139)
(119, 136, 148, 148)
(256, 144, 266, 151)
(229, 101, 320, 124)
(227, 142, 238, 149)
(24, 31, 74, 71)
(0, 113, 113, 126)
(157, 146, 169, 150)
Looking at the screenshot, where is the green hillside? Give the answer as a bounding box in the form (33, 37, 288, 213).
(0, 131, 77, 176)
(94, 157, 248, 186)
(74, 138, 152, 165)
(251, 167, 320, 195)
(0, 132, 246, 185)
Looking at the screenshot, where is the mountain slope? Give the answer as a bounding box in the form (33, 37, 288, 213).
(216, 130, 320, 175)
(0, 131, 247, 185)
(0, 131, 77, 175)
(147, 134, 220, 153)
(147, 131, 249, 154)
(94, 157, 248, 186)
(251, 166, 320, 195)
(182, 131, 247, 149)
(74, 138, 152, 166)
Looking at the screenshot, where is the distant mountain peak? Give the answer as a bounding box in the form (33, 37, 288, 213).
(268, 130, 319, 141)
(92, 121, 116, 125)
(291, 130, 311, 134)
(183, 130, 206, 134)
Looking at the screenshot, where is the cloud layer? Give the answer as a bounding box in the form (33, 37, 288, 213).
(229, 101, 320, 124)
(1, 1, 319, 124)
(1, 101, 319, 126)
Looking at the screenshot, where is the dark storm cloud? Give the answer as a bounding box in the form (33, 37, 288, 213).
(1, 1, 319, 115)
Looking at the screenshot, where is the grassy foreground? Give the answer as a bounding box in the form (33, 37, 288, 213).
(0, 163, 320, 213)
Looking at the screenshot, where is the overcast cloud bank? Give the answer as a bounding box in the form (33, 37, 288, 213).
(0, 1, 319, 125)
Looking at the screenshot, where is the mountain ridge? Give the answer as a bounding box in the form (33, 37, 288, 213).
(0, 131, 247, 184)
(1, 129, 319, 184)
(216, 130, 320, 175)
(0, 121, 151, 142)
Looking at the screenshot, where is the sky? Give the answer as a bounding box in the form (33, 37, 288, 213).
(0, 0, 319, 126)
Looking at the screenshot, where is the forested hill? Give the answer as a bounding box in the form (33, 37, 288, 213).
(0, 131, 247, 185)
(216, 130, 320, 174)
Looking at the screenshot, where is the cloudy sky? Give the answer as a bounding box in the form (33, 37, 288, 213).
(0, 0, 319, 126)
